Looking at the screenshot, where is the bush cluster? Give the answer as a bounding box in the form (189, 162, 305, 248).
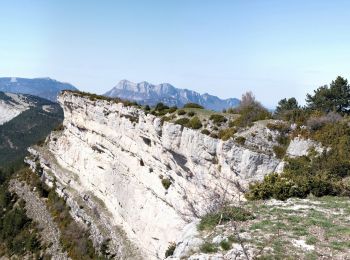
(235, 136, 246, 145)
(307, 112, 342, 131)
(232, 105, 271, 128)
(201, 129, 210, 135)
(187, 111, 196, 117)
(246, 77, 350, 201)
(175, 117, 190, 126)
(188, 116, 203, 129)
(246, 122, 350, 200)
(209, 114, 227, 125)
(177, 109, 186, 115)
(175, 117, 203, 130)
(218, 128, 236, 141)
(184, 103, 204, 109)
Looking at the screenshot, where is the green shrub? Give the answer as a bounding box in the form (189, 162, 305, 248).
(209, 114, 227, 124)
(161, 178, 172, 189)
(184, 103, 204, 109)
(210, 133, 219, 139)
(200, 242, 218, 253)
(220, 240, 231, 251)
(218, 128, 236, 141)
(187, 111, 196, 117)
(144, 105, 151, 111)
(168, 106, 177, 113)
(273, 145, 287, 159)
(198, 206, 254, 231)
(232, 105, 271, 128)
(177, 109, 186, 115)
(175, 117, 190, 126)
(228, 120, 236, 128)
(156, 110, 168, 116)
(161, 116, 172, 124)
(155, 102, 169, 111)
(235, 136, 246, 145)
(165, 242, 176, 257)
(276, 135, 289, 146)
(188, 116, 202, 129)
(246, 136, 350, 200)
(201, 129, 210, 135)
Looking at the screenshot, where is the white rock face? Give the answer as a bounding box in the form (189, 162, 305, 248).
(0, 93, 33, 125)
(286, 137, 323, 157)
(27, 92, 285, 259)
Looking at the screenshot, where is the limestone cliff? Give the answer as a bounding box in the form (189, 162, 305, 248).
(25, 91, 309, 259)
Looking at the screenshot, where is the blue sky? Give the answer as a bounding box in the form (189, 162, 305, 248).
(0, 0, 349, 107)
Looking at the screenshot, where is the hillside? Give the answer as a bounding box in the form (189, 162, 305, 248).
(0, 92, 63, 167)
(104, 80, 240, 111)
(1, 77, 349, 259)
(0, 77, 78, 102)
(17, 86, 349, 259)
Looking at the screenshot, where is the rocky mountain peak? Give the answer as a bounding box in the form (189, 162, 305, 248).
(104, 80, 240, 111)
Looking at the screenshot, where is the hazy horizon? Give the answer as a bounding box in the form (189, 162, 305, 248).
(1, 0, 349, 107)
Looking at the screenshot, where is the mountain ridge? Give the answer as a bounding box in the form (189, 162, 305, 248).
(104, 80, 240, 111)
(0, 77, 78, 102)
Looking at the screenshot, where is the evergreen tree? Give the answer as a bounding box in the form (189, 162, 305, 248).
(276, 97, 299, 114)
(306, 76, 350, 114)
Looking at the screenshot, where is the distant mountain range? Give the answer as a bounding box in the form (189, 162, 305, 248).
(104, 80, 240, 111)
(0, 91, 63, 167)
(0, 77, 78, 102)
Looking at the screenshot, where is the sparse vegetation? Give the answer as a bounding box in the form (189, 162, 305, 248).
(196, 196, 350, 259)
(200, 242, 218, 253)
(220, 240, 231, 250)
(65, 90, 138, 107)
(198, 206, 254, 231)
(0, 167, 43, 257)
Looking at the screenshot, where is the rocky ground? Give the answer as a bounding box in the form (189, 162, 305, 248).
(171, 196, 350, 260)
